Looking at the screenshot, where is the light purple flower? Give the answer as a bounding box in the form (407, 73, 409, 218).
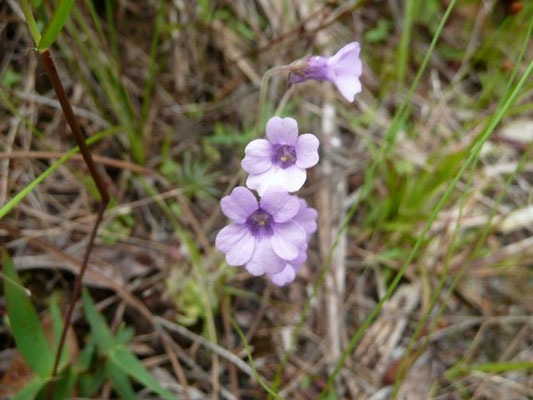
(269, 199, 318, 286)
(289, 42, 362, 102)
(242, 116, 319, 196)
(215, 186, 307, 277)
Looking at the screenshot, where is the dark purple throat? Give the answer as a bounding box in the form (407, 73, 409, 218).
(246, 209, 273, 237)
(272, 144, 296, 168)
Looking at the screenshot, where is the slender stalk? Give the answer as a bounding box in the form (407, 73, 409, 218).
(39, 49, 110, 398)
(256, 65, 291, 135)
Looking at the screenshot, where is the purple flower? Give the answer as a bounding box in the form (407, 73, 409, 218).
(269, 199, 318, 286)
(289, 42, 362, 102)
(215, 186, 307, 277)
(242, 116, 319, 195)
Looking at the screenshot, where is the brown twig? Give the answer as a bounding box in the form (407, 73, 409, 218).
(39, 49, 110, 399)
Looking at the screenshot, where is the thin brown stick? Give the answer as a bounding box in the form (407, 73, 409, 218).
(39, 49, 110, 399)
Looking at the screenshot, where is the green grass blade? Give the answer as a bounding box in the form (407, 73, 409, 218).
(0, 126, 120, 220)
(2, 250, 55, 377)
(19, 0, 42, 45)
(141, 0, 164, 126)
(396, 0, 415, 88)
(447, 361, 533, 379)
(38, 0, 75, 50)
(319, 56, 533, 398)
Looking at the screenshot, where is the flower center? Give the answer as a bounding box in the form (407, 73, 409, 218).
(246, 209, 273, 237)
(272, 144, 297, 168)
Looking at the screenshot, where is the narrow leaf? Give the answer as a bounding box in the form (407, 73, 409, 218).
(81, 289, 114, 353)
(106, 359, 136, 399)
(49, 295, 70, 370)
(52, 368, 78, 400)
(3, 251, 55, 377)
(110, 345, 177, 400)
(38, 0, 75, 50)
(13, 376, 48, 400)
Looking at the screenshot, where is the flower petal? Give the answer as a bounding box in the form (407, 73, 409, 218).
(260, 188, 300, 223)
(266, 116, 298, 145)
(329, 42, 362, 102)
(245, 237, 285, 276)
(241, 139, 273, 174)
(270, 221, 306, 261)
(269, 264, 296, 286)
(293, 200, 318, 237)
(215, 223, 255, 266)
(246, 165, 306, 196)
(333, 75, 362, 102)
(295, 134, 319, 168)
(291, 243, 309, 266)
(220, 187, 258, 223)
(330, 42, 361, 69)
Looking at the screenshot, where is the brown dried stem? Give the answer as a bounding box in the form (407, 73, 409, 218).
(39, 49, 110, 399)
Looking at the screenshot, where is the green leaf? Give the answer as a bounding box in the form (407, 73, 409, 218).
(81, 289, 114, 353)
(78, 365, 106, 397)
(51, 368, 77, 400)
(82, 290, 178, 399)
(13, 376, 48, 400)
(49, 295, 70, 370)
(3, 251, 55, 377)
(106, 359, 136, 398)
(76, 336, 95, 372)
(38, 0, 76, 50)
(114, 325, 135, 345)
(109, 345, 177, 400)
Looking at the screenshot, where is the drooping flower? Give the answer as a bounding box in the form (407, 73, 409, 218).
(242, 116, 319, 196)
(269, 199, 318, 286)
(215, 186, 307, 277)
(289, 42, 362, 102)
